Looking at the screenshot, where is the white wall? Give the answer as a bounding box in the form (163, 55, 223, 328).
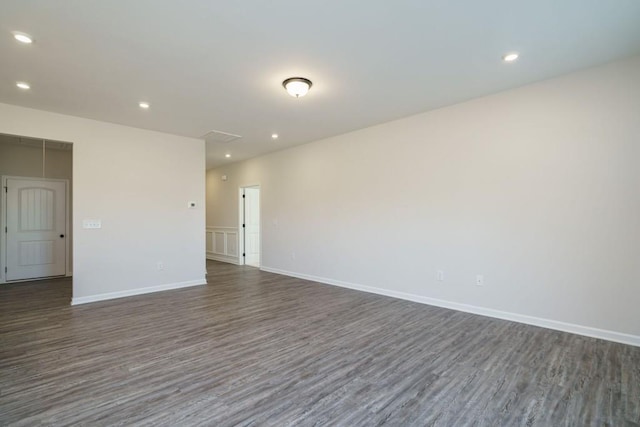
(207, 56, 640, 343)
(0, 103, 206, 302)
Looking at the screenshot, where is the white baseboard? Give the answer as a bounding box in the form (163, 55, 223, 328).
(260, 266, 640, 348)
(206, 254, 240, 265)
(71, 279, 207, 305)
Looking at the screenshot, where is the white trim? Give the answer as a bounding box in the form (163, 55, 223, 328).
(1, 175, 71, 284)
(206, 254, 241, 265)
(260, 266, 640, 348)
(71, 279, 206, 305)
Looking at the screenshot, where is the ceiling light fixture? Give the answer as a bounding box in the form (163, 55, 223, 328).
(16, 82, 30, 90)
(282, 77, 312, 98)
(271, 134, 278, 139)
(13, 32, 33, 44)
(139, 102, 150, 109)
(225, 154, 231, 158)
(502, 52, 519, 62)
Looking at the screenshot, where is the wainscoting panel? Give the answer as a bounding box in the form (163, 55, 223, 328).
(226, 232, 238, 256)
(206, 227, 240, 265)
(205, 231, 213, 253)
(214, 232, 225, 255)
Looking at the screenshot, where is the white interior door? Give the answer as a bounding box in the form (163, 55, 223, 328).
(244, 187, 260, 267)
(5, 178, 67, 281)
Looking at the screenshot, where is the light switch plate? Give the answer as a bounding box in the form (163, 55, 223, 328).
(83, 219, 101, 229)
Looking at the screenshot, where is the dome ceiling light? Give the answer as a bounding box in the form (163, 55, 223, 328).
(282, 77, 312, 98)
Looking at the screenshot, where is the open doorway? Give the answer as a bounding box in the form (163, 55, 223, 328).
(0, 133, 73, 284)
(239, 185, 260, 267)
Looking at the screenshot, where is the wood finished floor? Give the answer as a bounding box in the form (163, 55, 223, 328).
(1, 261, 639, 426)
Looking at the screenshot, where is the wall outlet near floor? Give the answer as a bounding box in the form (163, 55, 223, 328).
(476, 274, 484, 286)
(157, 262, 164, 271)
(291, 252, 296, 260)
(437, 270, 444, 282)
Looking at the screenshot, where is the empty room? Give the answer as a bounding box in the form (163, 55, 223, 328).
(1, 1, 639, 426)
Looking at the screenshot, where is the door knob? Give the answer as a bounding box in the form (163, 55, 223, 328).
(60, 234, 65, 238)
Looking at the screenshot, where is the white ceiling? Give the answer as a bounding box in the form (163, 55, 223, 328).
(1, 1, 639, 169)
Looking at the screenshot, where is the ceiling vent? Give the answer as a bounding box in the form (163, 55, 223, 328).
(201, 130, 242, 144)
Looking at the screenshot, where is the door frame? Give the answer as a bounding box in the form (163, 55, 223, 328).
(238, 183, 261, 267)
(1, 175, 71, 284)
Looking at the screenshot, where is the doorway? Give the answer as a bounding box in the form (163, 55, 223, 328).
(239, 185, 260, 267)
(0, 134, 73, 283)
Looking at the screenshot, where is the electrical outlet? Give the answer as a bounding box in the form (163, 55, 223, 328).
(157, 262, 164, 271)
(291, 252, 296, 260)
(476, 275, 483, 286)
(437, 270, 444, 281)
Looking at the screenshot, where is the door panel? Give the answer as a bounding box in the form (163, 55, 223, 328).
(244, 187, 260, 267)
(6, 178, 67, 281)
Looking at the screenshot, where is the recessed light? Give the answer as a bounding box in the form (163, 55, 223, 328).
(271, 134, 278, 139)
(13, 32, 33, 44)
(16, 82, 30, 90)
(139, 102, 150, 109)
(225, 154, 231, 158)
(502, 52, 519, 62)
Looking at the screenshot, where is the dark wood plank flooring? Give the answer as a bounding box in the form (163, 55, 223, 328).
(1, 261, 639, 426)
